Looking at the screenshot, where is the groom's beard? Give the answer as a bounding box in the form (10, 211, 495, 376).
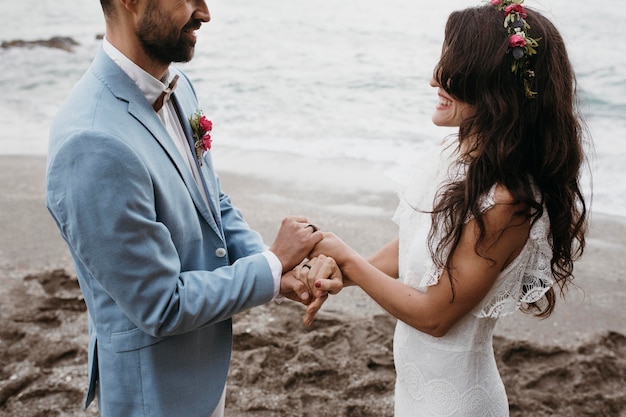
(137, 2, 199, 65)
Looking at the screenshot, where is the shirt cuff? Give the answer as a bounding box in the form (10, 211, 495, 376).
(261, 250, 283, 300)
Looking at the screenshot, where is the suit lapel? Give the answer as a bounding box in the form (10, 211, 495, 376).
(171, 94, 223, 234)
(93, 49, 221, 235)
(128, 100, 220, 232)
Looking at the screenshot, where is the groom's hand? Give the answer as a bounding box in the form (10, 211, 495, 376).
(279, 267, 336, 327)
(270, 216, 322, 272)
(279, 270, 312, 304)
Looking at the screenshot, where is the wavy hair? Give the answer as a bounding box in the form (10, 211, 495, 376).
(429, 5, 589, 317)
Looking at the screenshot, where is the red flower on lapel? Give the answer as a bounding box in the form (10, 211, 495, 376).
(189, 110, 213, 165)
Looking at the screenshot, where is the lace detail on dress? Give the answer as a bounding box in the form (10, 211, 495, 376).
(520, 211, 554, 303)
(405, 183, 496, 292)
(472, 191, 553, 318)
(393, 141, 554, 318)
(422, 184, 554, 319)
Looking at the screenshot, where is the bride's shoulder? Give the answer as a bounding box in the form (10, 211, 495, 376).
(479, 184, 532, 229)
(493, 184, 516, 205)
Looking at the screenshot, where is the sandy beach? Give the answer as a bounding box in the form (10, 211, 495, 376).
(0, 152, 624, 416)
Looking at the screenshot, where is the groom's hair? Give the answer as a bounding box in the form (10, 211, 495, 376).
(100, 0, 114, 17)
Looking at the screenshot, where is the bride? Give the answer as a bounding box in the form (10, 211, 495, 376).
(297, 1, 589, 415)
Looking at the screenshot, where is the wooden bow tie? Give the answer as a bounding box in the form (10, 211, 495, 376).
(152, 74, 179, 112)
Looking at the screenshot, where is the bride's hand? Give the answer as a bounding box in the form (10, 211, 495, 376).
(309, 232, 357, 268)
(295, 255, 343, 298)
(294, 255, 343, 326)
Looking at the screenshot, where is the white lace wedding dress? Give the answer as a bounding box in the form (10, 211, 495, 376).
(392, 142, 553, 416)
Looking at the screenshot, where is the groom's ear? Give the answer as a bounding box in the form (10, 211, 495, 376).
(113, 0, 149, 31)
(118, 0, 143, 16)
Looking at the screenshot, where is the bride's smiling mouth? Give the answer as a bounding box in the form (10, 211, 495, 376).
(437, 95, 453, 107)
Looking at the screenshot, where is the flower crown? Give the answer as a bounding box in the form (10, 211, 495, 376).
(490, 0, 540, 98)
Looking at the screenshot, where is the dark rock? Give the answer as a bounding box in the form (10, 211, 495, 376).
(1, 36, 80, 52)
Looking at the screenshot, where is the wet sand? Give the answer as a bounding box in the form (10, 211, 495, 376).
(0, 153, 624, 416)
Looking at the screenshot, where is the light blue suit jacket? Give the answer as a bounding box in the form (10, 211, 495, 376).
(46, 47, 275, 416)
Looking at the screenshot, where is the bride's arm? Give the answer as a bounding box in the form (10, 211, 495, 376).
(366, 238, 399, 278)
(312, 199, 529, 337)
(309, 238, 399, 289)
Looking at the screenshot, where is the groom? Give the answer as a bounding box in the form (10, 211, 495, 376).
(45, 0, 321, 416)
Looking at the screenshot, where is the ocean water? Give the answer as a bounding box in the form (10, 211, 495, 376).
(1, 0, 624, 217)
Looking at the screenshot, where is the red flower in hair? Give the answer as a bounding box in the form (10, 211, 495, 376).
(505, 4, 527, 18)
(492, 0, 540, 98)
(509, 34, 526, 48)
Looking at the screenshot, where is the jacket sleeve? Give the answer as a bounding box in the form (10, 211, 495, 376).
(46, 129, 274, 338)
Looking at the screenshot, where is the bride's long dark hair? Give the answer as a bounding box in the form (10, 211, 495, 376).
(430, 5, 589, 317)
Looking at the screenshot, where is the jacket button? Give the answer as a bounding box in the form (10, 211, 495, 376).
(215, 248, 227, 258)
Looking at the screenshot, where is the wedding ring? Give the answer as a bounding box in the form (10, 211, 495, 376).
(302, 264, 312, 270)
(306, 224, 318, 233)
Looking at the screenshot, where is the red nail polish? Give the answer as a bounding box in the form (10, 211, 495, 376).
(315, 281, 321, 288)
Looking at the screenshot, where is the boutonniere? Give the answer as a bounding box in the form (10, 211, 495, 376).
(189, 110, 213, 165)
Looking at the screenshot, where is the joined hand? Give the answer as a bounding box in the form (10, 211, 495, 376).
(293, 255, 343, 326)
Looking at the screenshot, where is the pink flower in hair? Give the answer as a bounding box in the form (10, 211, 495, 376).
(505, 4, 527, 18)
(509, 34, 526, 48)
(490, 0, 502, 5)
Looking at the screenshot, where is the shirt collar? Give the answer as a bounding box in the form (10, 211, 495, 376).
(102, 37, 174, 107)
